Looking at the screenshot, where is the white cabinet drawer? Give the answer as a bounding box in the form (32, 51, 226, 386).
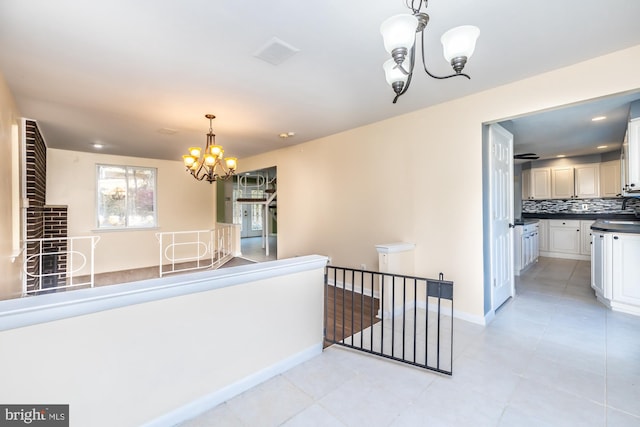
(549, 219, 580, 228)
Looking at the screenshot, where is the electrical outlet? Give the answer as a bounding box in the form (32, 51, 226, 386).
(582, 203, 588, 210)
(360, 264, 367, 270)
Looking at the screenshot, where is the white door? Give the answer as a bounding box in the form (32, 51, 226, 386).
(489, 124, 515, 310)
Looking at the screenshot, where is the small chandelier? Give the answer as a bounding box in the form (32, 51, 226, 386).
(380, 0, 480, 103)
(182, 114, 238, 184)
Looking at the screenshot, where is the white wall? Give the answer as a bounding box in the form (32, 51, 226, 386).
(46, 149, 217, 274)
(239, 45, 640, 322)
(0, 73, 23, 300)
(0, 256, 326, 427)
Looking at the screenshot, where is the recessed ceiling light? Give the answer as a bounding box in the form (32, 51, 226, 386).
(556, 154, 566, 158)
(591, 116, 607, 122)
(93, 143, 103, 149)
(597, 145, 608, 149)
(279, 132, 295, 139)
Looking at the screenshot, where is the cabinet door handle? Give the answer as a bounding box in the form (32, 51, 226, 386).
(614, 236, 619, 240)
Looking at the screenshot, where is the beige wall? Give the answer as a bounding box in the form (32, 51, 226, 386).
(47, 149, 217, 274)
(0, 258, 325, 427)
(239, 45, 640, 322)
(0, 73, 23, 300)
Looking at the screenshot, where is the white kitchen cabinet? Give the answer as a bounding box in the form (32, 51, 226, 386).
(521, 168, 551, 200)
(550, 164, 599, 199)
(574, 164, 600, 198)
(611, 233, 640, 307)
(538, 219, 548, 252)
(580, 220, 594, 255)
(622, 119, 640, 195)
(548, 220, 581, 254)
(592, 226, 640, 316)
(514, 222, 539, 275)
(600, 160, 622, 198)
(591, 231, 611, 299)
(551, 167, 575, 199)
(521, 169, 531, 200)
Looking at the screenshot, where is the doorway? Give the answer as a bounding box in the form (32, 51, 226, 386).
(226, 166, 277, 261)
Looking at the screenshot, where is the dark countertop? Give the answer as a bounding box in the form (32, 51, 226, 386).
(591, 219, 640, 234)
(522, 212, 637, 221)
(513, 219, 539, 226)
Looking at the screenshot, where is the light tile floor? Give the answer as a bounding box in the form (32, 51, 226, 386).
(179, 257, 640, 426)
(241, 236, 277, 262)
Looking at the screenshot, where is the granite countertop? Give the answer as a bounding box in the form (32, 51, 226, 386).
(590, 219, 640, 234)
(513, 219, 539, 226)
(522, 212, 637, 221)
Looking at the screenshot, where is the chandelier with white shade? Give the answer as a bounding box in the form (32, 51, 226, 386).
(182, 114, 237, 184)
(380, 0, 480, 103)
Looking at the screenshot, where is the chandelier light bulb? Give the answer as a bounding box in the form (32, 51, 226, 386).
(226, 157, 238, 170)
(380, 14, 419, 54)
(383, 58, 409, 86)
(441, 25, 480, 63)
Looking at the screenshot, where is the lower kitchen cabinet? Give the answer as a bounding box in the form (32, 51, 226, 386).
(548, 220, 581, 254)
(611, 233, 640, 309)
(580, 220, 595, 255)
(536, 219, 590, 261)
(592, 230, 640, 316)
(538, 219, 549, 252)
(591, 231, 611, 299)
(514, 222, 539, 275)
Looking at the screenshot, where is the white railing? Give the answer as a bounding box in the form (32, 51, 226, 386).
(22, 236, 101, 296)
(156, 224, 235, 277)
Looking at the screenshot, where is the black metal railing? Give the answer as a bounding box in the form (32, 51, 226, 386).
(324, 266, 454, 375)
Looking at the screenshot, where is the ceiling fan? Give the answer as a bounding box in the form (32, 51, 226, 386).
(514, 152, 539, 160)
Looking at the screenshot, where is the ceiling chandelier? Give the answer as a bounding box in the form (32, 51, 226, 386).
(182, 114, 237, 184)
(380, 0, 480, 103)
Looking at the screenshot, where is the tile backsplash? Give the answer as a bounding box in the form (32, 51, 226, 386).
(522, 198, 640, 215)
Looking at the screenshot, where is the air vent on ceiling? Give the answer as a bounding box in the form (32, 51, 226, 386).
(253, 37, 299, 65)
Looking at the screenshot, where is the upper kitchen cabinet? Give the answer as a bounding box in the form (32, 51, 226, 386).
(522, 167, 551, 199)
(551, 164, 600, 199)
(574, 164, 600, 198)
(551, 167, 575, 198)
(600, 160, 622, 198)
(622, 119, 640, 196)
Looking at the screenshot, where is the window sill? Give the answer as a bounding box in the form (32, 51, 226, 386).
(91, 227, 160, 233)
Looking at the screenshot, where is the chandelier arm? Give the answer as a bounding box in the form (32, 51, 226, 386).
(407, 0, 425, 14)
(418, 28, 471, 80)
(392, 43, 417, 103)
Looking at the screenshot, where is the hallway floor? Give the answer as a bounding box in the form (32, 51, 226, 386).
(179, 257, 640, 427)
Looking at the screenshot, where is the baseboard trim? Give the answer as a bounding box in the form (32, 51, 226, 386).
(142, 342, 323, 427)
(539, 251, 590, 261)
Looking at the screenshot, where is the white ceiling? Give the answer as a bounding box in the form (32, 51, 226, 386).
(1, 0, 640, 161)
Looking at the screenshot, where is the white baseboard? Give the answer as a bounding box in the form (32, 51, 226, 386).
(142, 342, 323, 427)
(325, 277, 380, 299)
(539, 251, 590, 261)
(375, 299, 487, 326)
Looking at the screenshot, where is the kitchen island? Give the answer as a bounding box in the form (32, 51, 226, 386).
(590, 219, 640, 316)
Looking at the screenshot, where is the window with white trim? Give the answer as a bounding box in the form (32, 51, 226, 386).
(96, 164, 157, 229)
